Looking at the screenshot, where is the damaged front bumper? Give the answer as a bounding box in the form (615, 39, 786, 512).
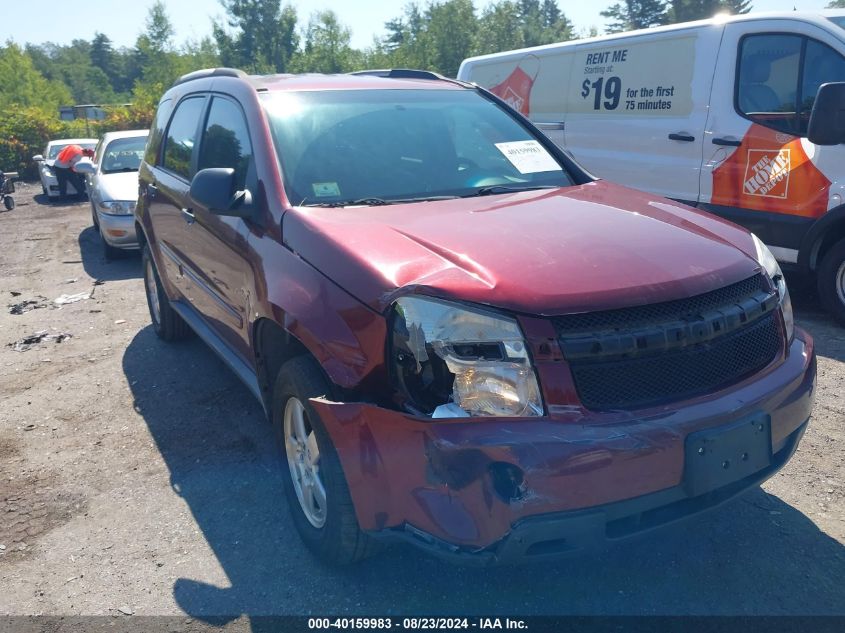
(312, 331, 816, 564)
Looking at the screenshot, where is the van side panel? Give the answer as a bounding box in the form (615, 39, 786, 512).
(563, 26, 722, 202)
(460, 46, 576, 146)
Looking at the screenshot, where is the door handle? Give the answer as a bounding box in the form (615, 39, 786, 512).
(668, 133, 695, 142)
(147, 183, 158, 199)
(712, 137, 742, 147)
(181, 207, 195, 224)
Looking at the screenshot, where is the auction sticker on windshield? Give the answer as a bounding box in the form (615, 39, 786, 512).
(495, 140, 561, 174)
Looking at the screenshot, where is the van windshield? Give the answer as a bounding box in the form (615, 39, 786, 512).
(261, 89, 573, 206)
(828, 16, 845, 30)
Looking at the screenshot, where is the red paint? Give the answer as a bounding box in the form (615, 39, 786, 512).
(315, 331, 814, 547)
(284, 181, 763, 316)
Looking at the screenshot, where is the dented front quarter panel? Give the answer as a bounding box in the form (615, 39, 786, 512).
(311, 331, 815, 550)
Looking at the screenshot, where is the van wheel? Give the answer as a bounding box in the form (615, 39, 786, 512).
(818, 237, 845, 326)
(272, 356, 377, 565)
(142, 244, 190, 341)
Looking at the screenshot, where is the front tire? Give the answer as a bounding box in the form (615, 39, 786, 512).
(142, 244, 190, 341)
(3, 196, 13, 211)
(273, 356, 377, 565)
(817, 238, 845, 326)
(102, 234, 122, 261)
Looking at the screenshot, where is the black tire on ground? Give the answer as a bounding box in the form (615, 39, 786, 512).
(102, 234, 122, 261)
(3, 196, 13, 211)
(272, 355, 378, 565)
(818, 237, 845, 326)
(142, 244, 190, 341)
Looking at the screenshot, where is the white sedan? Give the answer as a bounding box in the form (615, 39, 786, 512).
(32, 138, 98, 199)
(75, 130, 148, 260)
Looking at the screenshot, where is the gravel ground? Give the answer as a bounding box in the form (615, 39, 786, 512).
(0, 186, 843, 621)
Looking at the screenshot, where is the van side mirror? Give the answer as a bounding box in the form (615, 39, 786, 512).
(189, 168, 253, 219)
(808, 82, 845, 145)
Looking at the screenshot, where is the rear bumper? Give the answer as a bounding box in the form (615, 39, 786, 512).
(312, 329, 815, 562)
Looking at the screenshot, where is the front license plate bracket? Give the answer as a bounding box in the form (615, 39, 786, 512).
(684, 414, 772, 497)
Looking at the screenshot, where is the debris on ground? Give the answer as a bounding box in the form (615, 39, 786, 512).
(9, 290, 21, 297)
(8, 330, 72, 352)
(8, 296, 51, 315)
(114, 319, 126, 325)
(54, 291, 91, 305)
(64, 278, 78, 284)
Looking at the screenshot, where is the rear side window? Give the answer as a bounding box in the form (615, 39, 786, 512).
(145, 98, 173, 165)
(737, 34, 845, 136)
(161, 97, 206, 180)
(197, 97, 253, 190)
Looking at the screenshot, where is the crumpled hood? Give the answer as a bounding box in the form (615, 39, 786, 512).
(93, 171, 140, 202)
(283, 181, 763, 316)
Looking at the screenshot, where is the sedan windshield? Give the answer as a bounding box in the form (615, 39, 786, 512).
(262, 89, 573, 206)
(101, 136, 147, 174)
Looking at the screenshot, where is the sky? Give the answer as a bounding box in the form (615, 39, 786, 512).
(7, 0, 835, 51)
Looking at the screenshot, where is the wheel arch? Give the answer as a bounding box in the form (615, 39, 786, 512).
(799, 205, 845, 273)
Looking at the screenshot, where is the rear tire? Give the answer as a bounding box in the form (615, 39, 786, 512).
(273, 356, 377, 565)
(3, 196, 13, 211)
(817, 238, 845, 326)
(142, 244, 190, 341)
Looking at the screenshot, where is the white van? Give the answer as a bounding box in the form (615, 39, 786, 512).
(458, 11, 845, 324)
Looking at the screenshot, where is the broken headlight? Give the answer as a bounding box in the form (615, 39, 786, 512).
(752, 233, 794, 342)
(390, 296, 543, 418)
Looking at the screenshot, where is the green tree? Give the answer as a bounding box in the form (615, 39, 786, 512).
(601, 0, 667, 33)
(720, 0, 752, 13)
(475, 1, 525, 55)
(425, 0, 477, 77)
(0, 43, 72, 111)
(292, 10, 360, 73)
(828, 0, 845, 7)
(214, 0, 299, 73)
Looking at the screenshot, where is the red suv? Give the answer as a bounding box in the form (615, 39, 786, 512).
(135, 68, 816, 565)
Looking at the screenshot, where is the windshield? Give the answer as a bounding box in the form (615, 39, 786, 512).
(828, 16, 845, 30)
(47, 142, 96, 160)
(262, 89, 573, 206)
(101, 136, 147, 174)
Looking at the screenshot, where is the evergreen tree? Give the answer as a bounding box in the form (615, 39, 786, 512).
(601, 0, 668, 33)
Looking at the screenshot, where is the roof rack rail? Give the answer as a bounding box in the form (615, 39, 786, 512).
(349, 69, 445, 81)
(174, 68, 248, 86)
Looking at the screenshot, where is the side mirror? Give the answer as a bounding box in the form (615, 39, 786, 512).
(73, 159, 96, 175)
(32, 155, 44, 162)
(808, 82, 845, 145)
(189, 168, 253, 219)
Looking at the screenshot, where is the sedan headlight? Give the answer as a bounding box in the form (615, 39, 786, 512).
(752, 233, 794, 342)
(98, 200, 136, 216)
(390, 296, 543, 418)
(42, 165, 54, 178)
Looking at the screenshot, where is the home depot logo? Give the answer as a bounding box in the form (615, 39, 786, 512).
(500, 86, 525, 112)
(744, 149, 791, 199)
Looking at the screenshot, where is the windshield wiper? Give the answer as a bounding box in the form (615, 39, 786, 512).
(470, 184, 560, 197)
(301, 195, 460, 207)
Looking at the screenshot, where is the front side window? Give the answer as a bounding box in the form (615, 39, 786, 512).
(197, 97, 253, 190)
(737, 34, 845, 136)
(162, 96, 205, 180)
(262, 89, 573, 206)
(737, 34, 802, 134)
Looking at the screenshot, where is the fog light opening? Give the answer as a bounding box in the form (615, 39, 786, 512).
(489, 462, 525, 503)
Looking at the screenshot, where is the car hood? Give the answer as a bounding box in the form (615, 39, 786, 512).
(282, 181, 763, 316)
(92, 171, 140, 202)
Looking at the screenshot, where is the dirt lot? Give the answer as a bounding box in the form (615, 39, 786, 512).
(0, 186, 843, 620)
